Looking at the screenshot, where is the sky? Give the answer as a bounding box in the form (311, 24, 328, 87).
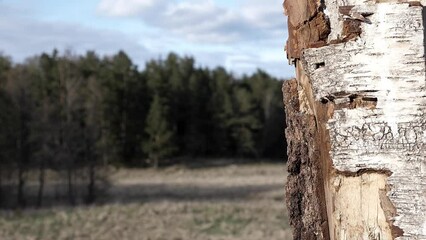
(0, 0, 294, 78)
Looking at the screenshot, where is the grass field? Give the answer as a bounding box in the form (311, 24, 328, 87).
(0, 162, 292, 240)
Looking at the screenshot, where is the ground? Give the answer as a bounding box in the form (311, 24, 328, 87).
(0, 162, 291, 240)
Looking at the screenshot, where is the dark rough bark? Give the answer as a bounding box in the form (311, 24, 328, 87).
(283, 80, 329, 240)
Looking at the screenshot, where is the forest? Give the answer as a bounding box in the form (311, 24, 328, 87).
(0, 50, 286, 208)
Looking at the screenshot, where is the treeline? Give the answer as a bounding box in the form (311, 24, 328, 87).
(0, 50, 286, 208)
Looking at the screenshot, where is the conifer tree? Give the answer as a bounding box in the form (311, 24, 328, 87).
(229, 87, 261, 157)
(143, 94, 176, 168)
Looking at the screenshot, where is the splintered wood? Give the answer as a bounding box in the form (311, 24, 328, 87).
(283, 0, 426, 239)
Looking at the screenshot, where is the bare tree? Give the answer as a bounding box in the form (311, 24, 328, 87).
(57, 53, 84, 205)
(5, 65, 34, 208)
(84, 70, 103, 204)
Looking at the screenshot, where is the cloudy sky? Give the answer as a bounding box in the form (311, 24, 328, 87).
(0, 0, 293, 78)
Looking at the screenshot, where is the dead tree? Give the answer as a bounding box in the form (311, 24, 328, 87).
(283, 0, 426, 239)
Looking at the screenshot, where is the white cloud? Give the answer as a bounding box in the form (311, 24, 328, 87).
(97, 0, 287, 44)
(97, 0, 162, 17)
(0, 11, 151, 65)
(96, 0, 293, 77)
(0, 0, 294, 78)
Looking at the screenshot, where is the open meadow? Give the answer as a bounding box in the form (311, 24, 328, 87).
(0, 162, 291, 240)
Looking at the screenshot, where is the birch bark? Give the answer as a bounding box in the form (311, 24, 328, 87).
(283, 0, 426, 239)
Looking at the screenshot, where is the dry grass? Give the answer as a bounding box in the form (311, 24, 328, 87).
(0, 162, 292, 240)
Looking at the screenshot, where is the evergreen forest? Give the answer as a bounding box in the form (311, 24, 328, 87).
(0, 50, 286, 208)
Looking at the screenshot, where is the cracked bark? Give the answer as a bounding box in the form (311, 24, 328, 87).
(283, 0, 426, 239)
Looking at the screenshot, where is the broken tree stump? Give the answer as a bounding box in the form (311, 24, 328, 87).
(283, 0, 426, 239)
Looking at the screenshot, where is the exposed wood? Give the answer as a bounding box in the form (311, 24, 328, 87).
(283, 0, 426, 239)
(284, 0, 330, 62)
(284, 79, 330, 240)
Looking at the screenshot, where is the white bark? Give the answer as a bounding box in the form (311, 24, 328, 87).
(284, 0, 426, 239)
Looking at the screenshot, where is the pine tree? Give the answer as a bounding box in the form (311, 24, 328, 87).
(185, 69, 211, 156)
(143, 94, 176, 168)
(98, 51, 143, 165)
(229, 87, 261, 157)
(245, 70, 285, 158)
(207, 67, 234, 156)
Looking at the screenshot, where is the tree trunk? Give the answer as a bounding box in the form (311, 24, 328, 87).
(153, 157, 159, 169)
(17, 164, 25, 208)
(67, 167, 75, 206)
(283, 0, 426, 239)
(87, 162, 96, 204)
(37, 161, 45, 208)
(0, 167, 3, 207)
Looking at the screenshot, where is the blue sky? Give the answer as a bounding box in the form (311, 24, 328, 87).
(0, 0, 293, 78)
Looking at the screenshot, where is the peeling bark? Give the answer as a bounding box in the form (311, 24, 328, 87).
(283, 0, 426, 239)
